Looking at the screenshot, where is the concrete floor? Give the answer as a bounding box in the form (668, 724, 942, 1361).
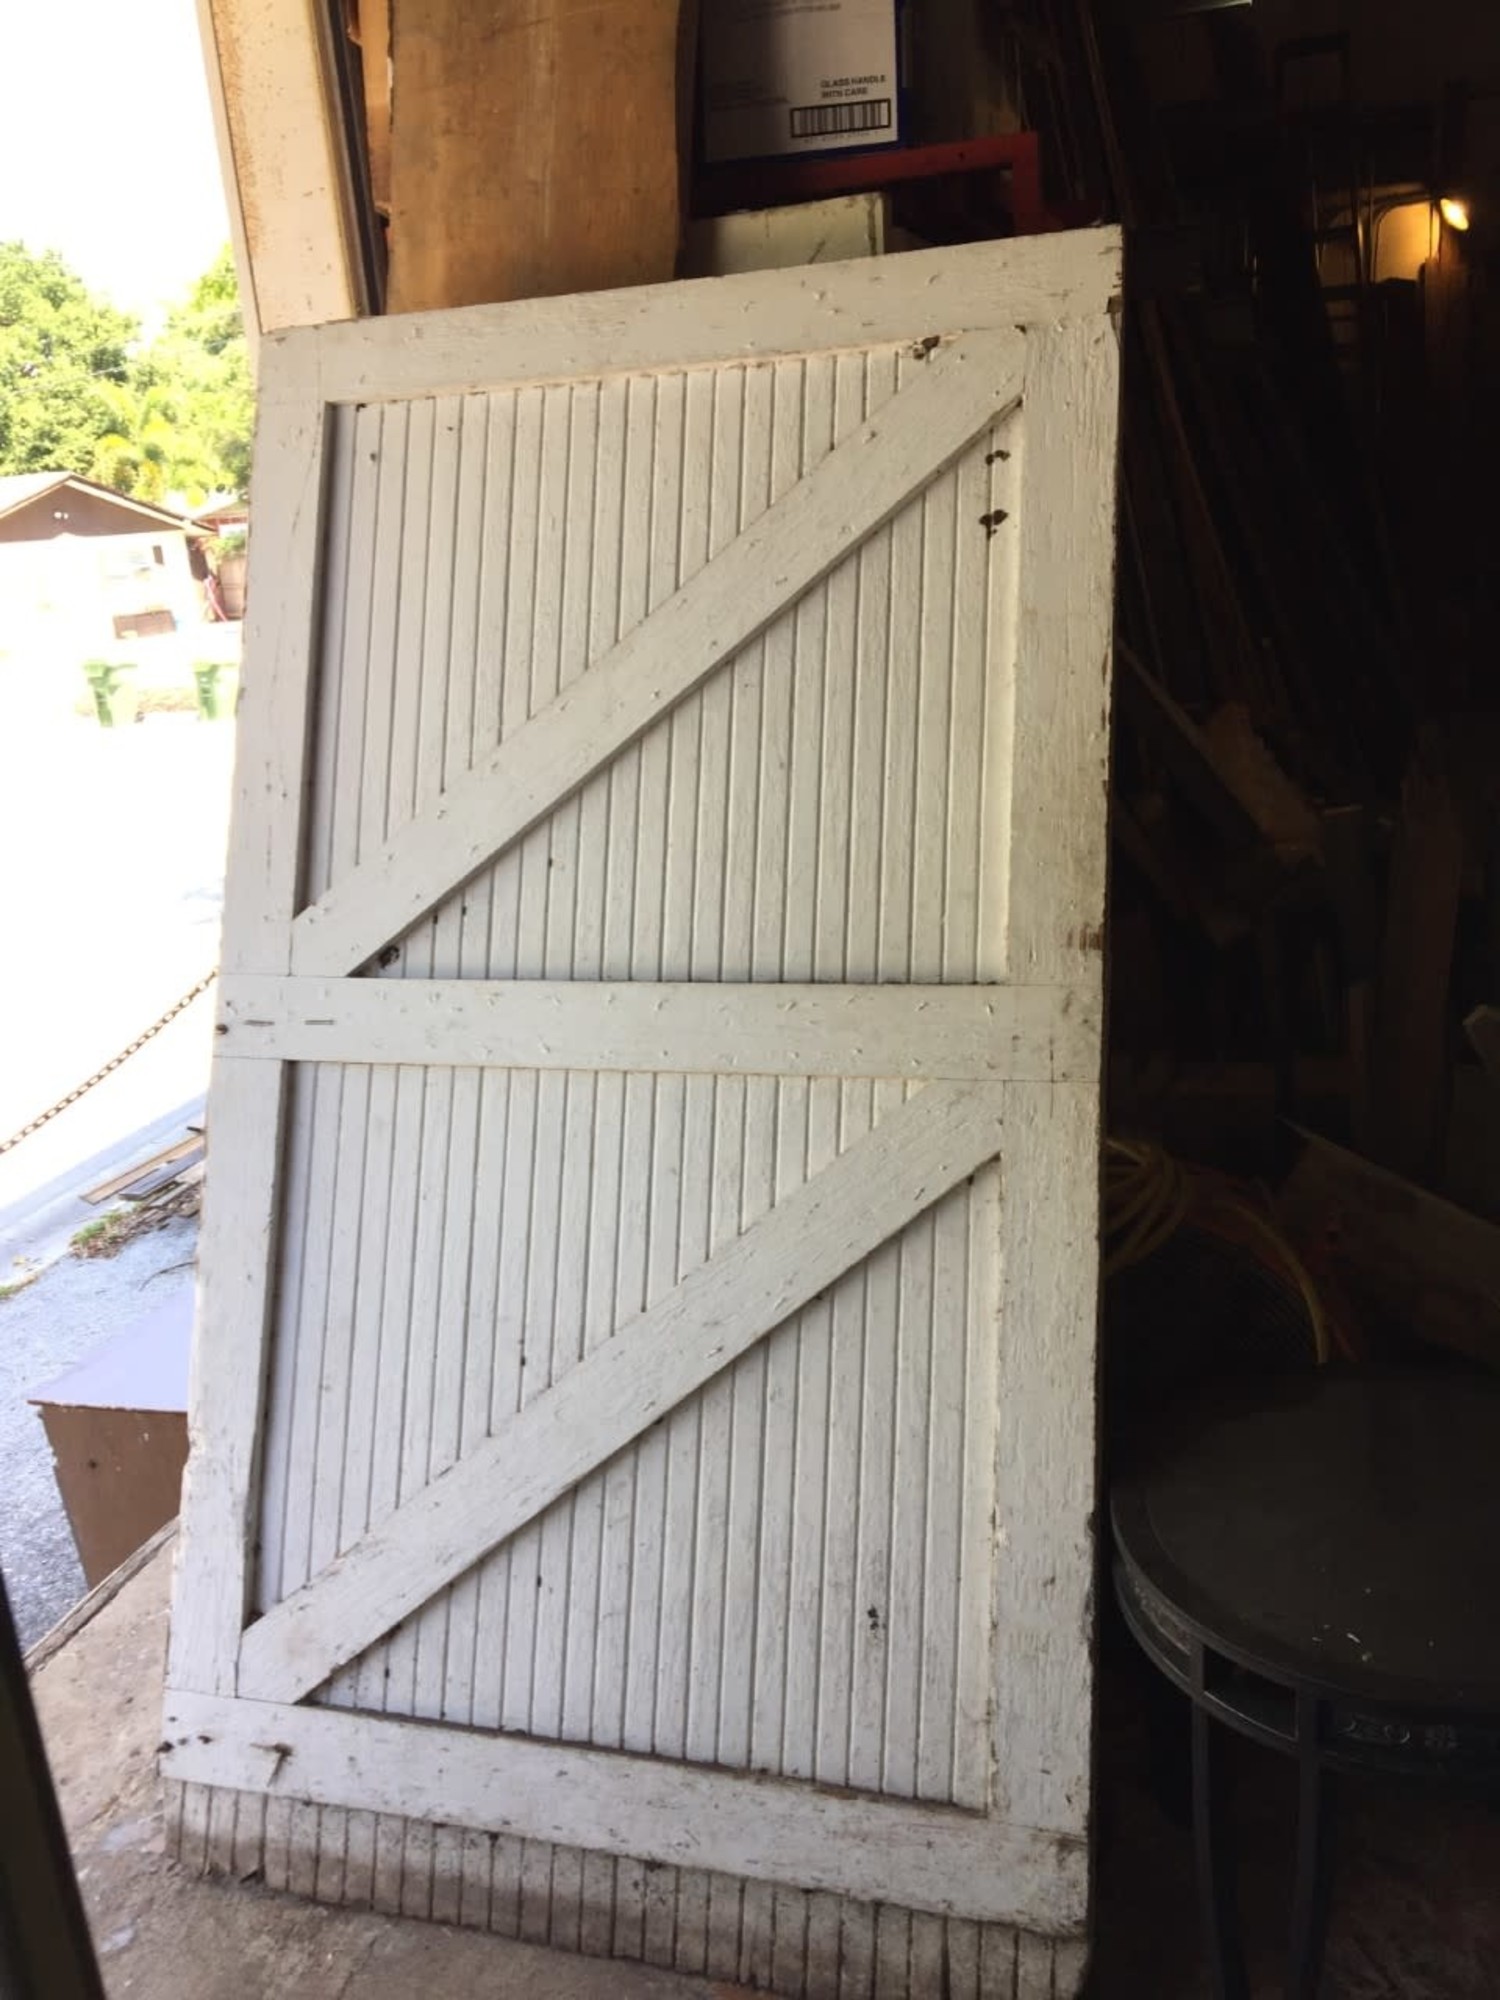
(34, 1542, 732, 2000)
(31, 1538, 1500, 1998)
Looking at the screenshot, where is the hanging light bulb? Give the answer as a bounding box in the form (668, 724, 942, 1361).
(1439, 196, 1471, 232)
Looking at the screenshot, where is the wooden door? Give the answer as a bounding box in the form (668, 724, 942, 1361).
(164, 230, 1121, 1999)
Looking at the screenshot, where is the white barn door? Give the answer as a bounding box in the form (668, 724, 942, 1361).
(164, 230, 1121, 1999)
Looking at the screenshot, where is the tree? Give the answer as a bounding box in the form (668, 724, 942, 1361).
(0, 243, 254, 510)
(93, 248, 254, 508)
(0, 243, 136, 478)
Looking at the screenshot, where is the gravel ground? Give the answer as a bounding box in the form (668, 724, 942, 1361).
(0, 1216, 197, 1650)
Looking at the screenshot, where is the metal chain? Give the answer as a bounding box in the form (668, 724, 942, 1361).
(0, 970, 219, 1158)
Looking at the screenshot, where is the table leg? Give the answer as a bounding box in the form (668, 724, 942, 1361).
(1287, 1690, 1336, 1999)
(1191, 1694, 1250, 2000)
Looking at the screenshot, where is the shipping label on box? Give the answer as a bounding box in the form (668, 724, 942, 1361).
(702, 0, 901, 165)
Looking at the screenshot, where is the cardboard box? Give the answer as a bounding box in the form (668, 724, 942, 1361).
(29, 1294, 191, 1589)
(682, 192, 887, 275)
(701, 0, 900, 165)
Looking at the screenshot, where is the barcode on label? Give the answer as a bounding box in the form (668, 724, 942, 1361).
(789, 99, 892, 140)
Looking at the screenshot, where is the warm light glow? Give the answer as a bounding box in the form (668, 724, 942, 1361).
(1440, 196, 1471, 232)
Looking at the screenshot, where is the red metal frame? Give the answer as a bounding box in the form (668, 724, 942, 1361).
(693, 131, 1058, 235)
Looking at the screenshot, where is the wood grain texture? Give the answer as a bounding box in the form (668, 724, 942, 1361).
(170, 1778, 1090, 1996)
(386, 0, 682, 314)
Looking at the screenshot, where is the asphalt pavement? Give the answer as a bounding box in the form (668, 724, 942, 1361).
(0, 708, 229, 1651)
(0, 1215, 198, 1650)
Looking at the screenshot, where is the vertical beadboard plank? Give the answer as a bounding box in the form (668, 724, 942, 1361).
(874, 1903, 912, 2000)
(579, 1850, 616, 1957)
(1052, 1935, 1090, 1999)
(260, 1797, 293, 1894)
(355, 401, 409, 870)
(384, 396, 435, 842)
(946, 1918, 983, 2000)
(459, 1828, 492, 1928)
(846, 351, 896, 982)
(601, 377, 652, 982)
(839, 1898, 876, 2000)
(628, 372, 682, 981)
(232, 1789, 267, 1885)
(910, 1912, 947, 1997)
(806, 1892, 843, 1996)
(944, 434, 990, 984)
(816, 1085, 863, 1786)
(1014, 1929, 1055, 1999)
(740, 1877, 775, 1989)
(748, 1086, 793, 1772)
(585, 1072, 631, 1746)
(482, 384, 542, 976)
(613, 1855, 647, 1960)
(813, 355, 867, 983)
(722, 363, 772, 983)
(519, 1838, 552, 1942)
(909, 466, 956, 982)
(549, 1843, 584, 1955)
(706, 1874, 746, 1981)
(646, 1860, 682, 1966)
(647, 1072, 692, 1753)
(781, 357, 828, 984)
(955, 1167, 1000, 1810)
(884, 1209, 932, 1797)
(680, 1864, 712, 1976)
(977, 422, 1022, 983)
(304, 404, 356, 903)
(918, 1190, 964, 1802)
(318, 402, 379, 902)
(848, 1145, 895, 1797)
(343, 1809, 376, 1908)
(618, 1073, 662, 1754)
(681, 1073, 725, 1767)
(879, 479, 923, 986)
(780, 1080, 825, 1780)
(750, 359, 804, 982)
(204, 1785, 237, 1877)
(768, 1886, 807, 1994)
(490, 1834, 525, 1938)
(255, 1064, 321, 1607)
(714, 1080, 759, 1768)
(400, 1820, 435, 1920)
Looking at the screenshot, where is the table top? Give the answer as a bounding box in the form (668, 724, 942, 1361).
(1112, 1370, 1500, 1711)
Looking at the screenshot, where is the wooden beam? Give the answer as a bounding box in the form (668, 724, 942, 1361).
(197, 0, 364, 334)
(294, 230, 1124, 407)
(1277, 1129, 1500, 1372)
(160, 1689, 1087, 1930)
(215, 976, 1098, 1081)
(385, 0, 683, 312)
(290, 328, 1025, 977)
(234, 1079, 1006, 1702)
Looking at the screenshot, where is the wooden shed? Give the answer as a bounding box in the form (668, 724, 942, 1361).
(161, 13, 1122, 1996)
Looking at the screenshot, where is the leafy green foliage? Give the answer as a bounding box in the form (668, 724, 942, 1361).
(0, 243, 136, 477)
(94, 248, 255, 508)
(0, 243, 253, 508)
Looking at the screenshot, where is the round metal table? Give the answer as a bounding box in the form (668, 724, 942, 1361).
(1111, 1369, 1500, 2000)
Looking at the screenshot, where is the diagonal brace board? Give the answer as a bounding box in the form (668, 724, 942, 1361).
(289, 328, 1025, 979)
(234, 1078, 1006, 1703)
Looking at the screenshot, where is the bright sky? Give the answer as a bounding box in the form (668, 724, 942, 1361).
(2, 0, 229, 326)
